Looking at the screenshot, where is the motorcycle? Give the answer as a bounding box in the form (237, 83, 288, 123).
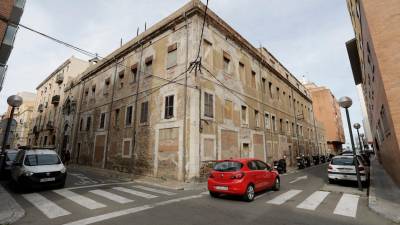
(296, 156, 306, 169)
(273, 159, 287, 174)
(312, 155, 320, 165)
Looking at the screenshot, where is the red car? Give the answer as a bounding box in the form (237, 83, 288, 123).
(208, 158, 280, 202)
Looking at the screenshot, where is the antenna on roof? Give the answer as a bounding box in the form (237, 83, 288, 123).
(137, 27, 139, 36)
(144, 22, 147, 31)
(120, 38, 123, 47)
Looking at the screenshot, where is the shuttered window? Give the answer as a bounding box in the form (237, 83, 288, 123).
(164, 95, 174, 119)
(140, 101, 149, 123)
(204, 92, 214, 118)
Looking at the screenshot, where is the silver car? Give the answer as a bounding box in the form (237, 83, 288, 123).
(11, 149, 67, 189)
(328, 155, 369, 184)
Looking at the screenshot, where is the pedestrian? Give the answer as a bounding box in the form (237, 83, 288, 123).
(64, 150, 71, 166)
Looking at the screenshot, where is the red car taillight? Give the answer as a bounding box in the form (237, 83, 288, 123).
(209, 173, 215, 178)
(230, 172, 245, 179)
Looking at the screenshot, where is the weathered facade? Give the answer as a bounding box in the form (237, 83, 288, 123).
(28, 56, 90, 150)
(303, 82, 345, 153)
(64, 0, 326, 181)
(346, 0, 400, 186)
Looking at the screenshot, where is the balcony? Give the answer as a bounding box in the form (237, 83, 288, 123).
(55, 73, 64, 84)
(9, 0, 26, 24)
(0, 25, 18, 65)
(51, 95, 60, 105)
(46, 121, 54, 130)
(37, 104, 44, 112)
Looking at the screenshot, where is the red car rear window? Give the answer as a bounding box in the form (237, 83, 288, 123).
(213, 161, 243, 172)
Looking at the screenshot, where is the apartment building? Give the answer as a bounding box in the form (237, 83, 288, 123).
(0, 0, 25, 91)
(9, 91, 35, 147)
(346, 0, 400, 186)
(304, 82, 345, 153)
(28, 56, 90, 149)
(66, 0, 325, 181)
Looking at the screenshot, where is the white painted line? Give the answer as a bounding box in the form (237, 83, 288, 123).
(289, 175, 308, 184)
(54, 189, 106, 209)
(296, 191, 330, 210)
(132, 185, 176, 196)
(200, 191, 209, 195)
(134, 180, 181, 191)
(266, 189, 302, 205)
(66, 181, 136, 190)
(63, 194, 203, 225)
(334, 193, 359, 218)
(89, 189, 134, 204)
(22, 193, 71, 219)
(113, 187, 158, 199)
(254, 191, 274, 200)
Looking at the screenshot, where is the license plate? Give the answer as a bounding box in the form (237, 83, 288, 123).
(215, 186, 228, 191)
(40, 177, 55, 182)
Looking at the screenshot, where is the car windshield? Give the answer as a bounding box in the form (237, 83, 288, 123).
(6, 152, 17, 161)
(24, 154, 61, 166)
(331, 157, 354, 166)
(213, 161, 243, 172)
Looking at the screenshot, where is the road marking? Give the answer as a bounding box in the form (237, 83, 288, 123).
(63, 194, 203, 225)
(89, 189, 134, 204)
(266, 189, 302, 205)
(22, 193, 71, 219)
(333, 193, 359, 218)
(66, 181, 136, 190)
(200, 191, 209, 195)
(54, 189, 106, 209)
(113, 187, 158, 199)
(132, 185, 176, 196)
(254, 191, 274, 200)
(296, 191, 330, 210)
(289, 175, 308, 184)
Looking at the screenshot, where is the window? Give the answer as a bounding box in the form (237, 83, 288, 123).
(144, 56, 153, 76)
(92, 85, 96, 97)
(254, 110, 260, 127)
(239, 62, 245, 82)
(380, 106, 390, 135)
(247, 161, 258, 170)
(130, 63, 138, 83)
(292, 122, 295, 136)
(125, 106, 133, 126)
(276, 87, 280, 101)
(114, 109, 120, 128)
(164, 95, 174, 119)
(286, 120, 289, 134)
(241, 105, 248, 124)
(268, 82, 273, 98)
(104, 77, 110, 95)
(251, 71, 256, 88)
(224, 100, 233, 120)
(223, 52, 231, 74)
(204, 92, 214, 118)
(279, 119, 283, 133)
(167, 43, 177, 69)
(86, 116, 91, 131)
(264, 113, 270, 129)
(262, 78, 266, 93)
(271, 115, 276, 132)
(140, 101, 149, 123)
(79, 118, 83, 131)
(118, 70, 125, 88)
(203, 39, 213, 66)
(99, 113, 106, 129)
(122, 138, 132, 158)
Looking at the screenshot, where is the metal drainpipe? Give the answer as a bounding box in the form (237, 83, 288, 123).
(104, 58, 119, 169)
(182, 12, 189, 181)
(72, 79, 87, 163)
(291, 88, 301, 157)
(312, 104, 320, 156)
(258, 57, 267, 162)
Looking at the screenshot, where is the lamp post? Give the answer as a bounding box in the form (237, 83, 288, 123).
(353, 123, 363, 154)
(0, 95, 23, 172)
(338, 96, 363, 191)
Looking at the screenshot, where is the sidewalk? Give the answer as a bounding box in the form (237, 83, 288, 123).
(69, 164, 207, 191)
(369, 157, 400, 223)
(0, 184, 24, 225)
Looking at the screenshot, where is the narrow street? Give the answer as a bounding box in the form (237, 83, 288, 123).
(4, 164, 393, 225)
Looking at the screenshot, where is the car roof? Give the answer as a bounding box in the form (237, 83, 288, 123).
(332, 155, 354, 159)
(217, 158, 261, 163)
(5, 149, 18, 153)
(24, 149, 58, 155)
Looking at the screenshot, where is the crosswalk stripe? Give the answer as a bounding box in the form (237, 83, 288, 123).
(22, 193, 70, 219)
(112, 187, 158, 199)
(296, 191, 330, 210)
(89, 189, 134, 204)
(334, 193, 359, 218)
(132, 185, 176, 196)
(266, 189, 302, 205)
(54, 189, 106, 209)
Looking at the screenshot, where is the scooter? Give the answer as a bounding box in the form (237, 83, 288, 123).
(296, 156, 306, 169)
(273, 159, 287, 174)
(312, 155, 320, 165)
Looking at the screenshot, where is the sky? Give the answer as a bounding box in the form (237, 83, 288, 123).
(1, 0, 366, 147)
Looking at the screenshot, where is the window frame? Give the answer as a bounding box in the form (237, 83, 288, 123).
(121, 138, 132, 158)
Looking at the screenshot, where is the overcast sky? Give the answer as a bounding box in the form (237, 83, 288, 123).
(1, 0, 365, 146)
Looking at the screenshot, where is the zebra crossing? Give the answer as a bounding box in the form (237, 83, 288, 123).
(21, 184, 178, 220)
(266, 189, 361, 218)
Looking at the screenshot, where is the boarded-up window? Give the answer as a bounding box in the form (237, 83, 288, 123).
(223, 51, 231, 74)
(144, 56, 153, 76)
(164, 95, 174, 119)
(140, 101, 149, 123)
(203, 39, 213, 66)
(159, 127, 179, 152)
(125, 106, 133, 126)
(221, 130, 239, 159)
(224, 100, 233, 120)
(203, 138, 215, 159)
(204, 92, 214, 118)
(167, 43, 177, 69)
(130, 63, 138, 83)
(122, 138, 132, 158)
(94, 135, 106, 163)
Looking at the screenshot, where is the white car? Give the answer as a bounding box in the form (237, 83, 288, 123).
(11, 149, 67, 189)
(328, 155, 369, 184)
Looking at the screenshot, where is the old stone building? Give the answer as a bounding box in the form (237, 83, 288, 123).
(303, 82, 345, 153)
(65, 0, 326, 181)
(28, 56, 90, 149)
(346, 0, 400, 186)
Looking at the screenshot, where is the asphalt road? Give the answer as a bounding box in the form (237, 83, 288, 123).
(6, 164, 395, 225)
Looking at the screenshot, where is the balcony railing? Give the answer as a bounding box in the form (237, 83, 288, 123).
(51, 95, 60, 105)
(55, 73, 64, 84)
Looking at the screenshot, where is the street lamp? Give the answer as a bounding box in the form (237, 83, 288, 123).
(353, 123, 364, 154)
(0, 95, 23, 172)
(338, 96, 363, 191)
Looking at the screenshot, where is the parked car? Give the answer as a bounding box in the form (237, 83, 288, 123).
(328, 155, 369, 184)
(11, 149, 67, 190)
(3, 149, 18, 176)
(208, 158, 280, 202)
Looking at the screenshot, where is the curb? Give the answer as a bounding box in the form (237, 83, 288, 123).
(0, 184, 25, 225)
